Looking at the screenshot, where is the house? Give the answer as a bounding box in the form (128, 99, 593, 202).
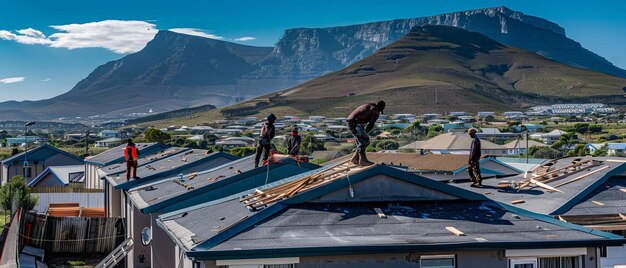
(27, 165, 84, 187)
(607, 143, 626, 156)
(156, 163, 624, 268)
(450, 157, 626, 267)
(503, 139, 548, 155)
(415, 133, 509, 155)
(215, 140, 249, 149)
(534, 129, 568, 145)
(1, 144, 83, 185)
(6, 136, 48, 147)
(186, 135, 204, 141)
(512, 124, 545, 133)
(190, 126, 214, 134)
(477, 111, 495, 118)
(585, 143, 607, 154)
(121, 155, 318, 268)
(476, 128, 518, 142)
(83, 143, 168, 189)
(95, 137, 123, 148)
(98, 130, 122, 138)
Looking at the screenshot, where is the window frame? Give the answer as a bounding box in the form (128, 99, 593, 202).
(509, 258, 537, 268)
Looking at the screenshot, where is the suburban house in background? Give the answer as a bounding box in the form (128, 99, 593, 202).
(95, 137, 123, 148)
(98, 130, 122, 138)
(1, 144, 83, 185)
(5, 136, 48, 147)
(608, 143, 626, 156)
(410, 132, 509, 155)
(532, 129, 569, 145)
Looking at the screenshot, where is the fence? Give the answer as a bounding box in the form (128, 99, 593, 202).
(32, 192, 104, 213)
(21, 212, 123, 254)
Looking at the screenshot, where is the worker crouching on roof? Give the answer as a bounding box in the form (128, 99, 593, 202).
(467, 128, 482, 187)
(254, 113, 276, 168)
(286, 127, 302, 157)
(346, 100, 385, 166)
(124, 139, 140, 181)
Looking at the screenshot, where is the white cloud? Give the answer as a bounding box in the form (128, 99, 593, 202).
(0, 29, 52, 45)
(235, 36, 256, 42)
(0, 77, 25, 84)
(169, 28, 224, 40)
(17, 28, 46, 38)
(42, 78, 52, 82)
(234, 37, 256, 42)
(0, 20, 158, 54)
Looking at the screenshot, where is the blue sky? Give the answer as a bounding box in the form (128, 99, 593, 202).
(1, 0, 625, 101)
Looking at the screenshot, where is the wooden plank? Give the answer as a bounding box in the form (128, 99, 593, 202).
(619, 213, 626, 220)
(374, 208, 386, 218)
(558, 215, 566, 222)
(592, 200, 605, 206)
(553, 166, 610, 188)
(606, 159, 626, 163)
(530, 179, 563, 193)
(619, 188, 626, 193)
(511, 200, 525, 204)
(445, 226, 465, 236)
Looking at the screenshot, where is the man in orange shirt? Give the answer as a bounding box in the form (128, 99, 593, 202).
(124, 139, 140, 181)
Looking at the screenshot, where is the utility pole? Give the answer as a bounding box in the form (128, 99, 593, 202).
(23, 121, 35, 176)
(85, 130, 90, 156)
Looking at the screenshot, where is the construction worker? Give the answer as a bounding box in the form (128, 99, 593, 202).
(124, 139, 140, 181)
(467, 128, 482, 187)
(254, 114, 276, 168)
(346, 100, 385, 166)
(285, 127, 302, 157)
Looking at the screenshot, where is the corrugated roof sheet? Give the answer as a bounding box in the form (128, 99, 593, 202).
(85, 142, 165, 166)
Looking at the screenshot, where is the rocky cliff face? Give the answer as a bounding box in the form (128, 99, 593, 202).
(259, 6, 625, 79)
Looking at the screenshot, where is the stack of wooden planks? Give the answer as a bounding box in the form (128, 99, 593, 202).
(48, 203, 80, 217)
(516, 159, 604, 192)
(241, 160, 372, 211)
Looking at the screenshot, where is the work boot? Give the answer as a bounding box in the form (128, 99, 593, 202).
(350, 152, 360, 165)
(359, 153, 374, 166)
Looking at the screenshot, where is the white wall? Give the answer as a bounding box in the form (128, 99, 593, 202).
(32, 192, 104, 212)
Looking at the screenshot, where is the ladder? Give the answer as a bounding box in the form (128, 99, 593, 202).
(95, 237, 133, 268)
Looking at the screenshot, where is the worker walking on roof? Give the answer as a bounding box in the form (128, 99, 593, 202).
(124, 139, 140, 181)
(346, 100, 385, 166)
(254, 114, 276, 168)
(467, 128, 482, 187)
(286, 127, 302, 157)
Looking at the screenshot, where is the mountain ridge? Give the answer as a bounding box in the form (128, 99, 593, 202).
(1, 6, 624, 121)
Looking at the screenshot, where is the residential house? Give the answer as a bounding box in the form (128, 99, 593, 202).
(585, 143, 607, 155)
(27, 165, 84, 187)
(157, 163, 623, 268)
(1, 144, 83, 185)
(608, 143, 626, 156)
(190, 126, 214, 134)
(477, 111, 495, 118)
(83, 143, 168, 189)
(98, 130, 122, 138)
(503, 139, 548, 155)
(6, 136, 48, 147)
(533, 129, 568, 145)
(476, 128, 518, 142)
(451, 157, 626, 267)
(414, 133, 509, 155)
(122, 155, 318, 268)
(95, 137, 123, 148)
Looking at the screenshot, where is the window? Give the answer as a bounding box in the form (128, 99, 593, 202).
(420, 255, 455, 268)
(510, 258, 537, 268)
(538, 257, 580, 268)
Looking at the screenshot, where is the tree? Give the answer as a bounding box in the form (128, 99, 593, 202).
(0, 176, 39, 214)
(588, 124, 603, 134)
(228, 146, 256, 157)
(300, 133, 325, 155)
(427, 125, 443, 138)
(10, 148, 20, 156)
(529, 146, 562, 159)
(144, 128, 171, 143)
(573, 123, 589, 134)
(375, 140, 399, 150)
(198, 140, 208, 149)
